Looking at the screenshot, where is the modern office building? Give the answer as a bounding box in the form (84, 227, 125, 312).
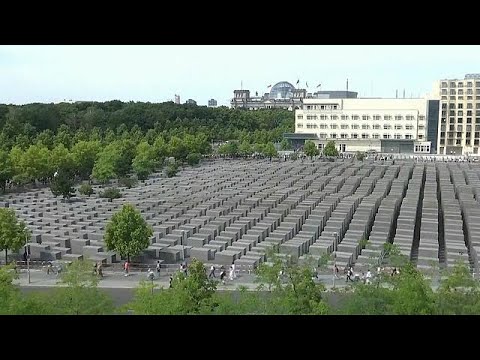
(435, 74, 480, 155)
(287, 97, 436, 154)
(230, 81, 357, 110)
(175, 94, 181, 105)
(208, 99, 218, 107)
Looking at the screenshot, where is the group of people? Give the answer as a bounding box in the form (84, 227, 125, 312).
(344, 266, 373, 284)
(208, 264, 236, 284)
(93, 262, 103, 277)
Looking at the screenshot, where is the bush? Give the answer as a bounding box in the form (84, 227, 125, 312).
(79, 184, 94, 196)
(166, 162, 179, 178)
(290, 153, 298, 161)
(186, 153, 201, 166)
(100, 187, 122, 201)
(119, 177, 138, 189)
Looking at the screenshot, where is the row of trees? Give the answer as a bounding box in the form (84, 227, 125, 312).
(0, 102, 294, 152)
(303, 140, 339, 159)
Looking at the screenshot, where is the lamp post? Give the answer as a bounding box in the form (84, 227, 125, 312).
(332, 232, 338, 288)
(25, 233, 30, 284)
(180, 230, 185, 261)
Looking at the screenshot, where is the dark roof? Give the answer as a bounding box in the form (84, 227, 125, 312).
(283, 133, 318, 140)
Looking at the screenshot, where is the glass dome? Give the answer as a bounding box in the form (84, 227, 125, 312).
(269, 81, 295, 99)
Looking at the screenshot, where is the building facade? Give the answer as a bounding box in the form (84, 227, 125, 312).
(175, 94, 181, 104)
(435, 74, 480, 156)
(230, 81, 357, 110)
(208, 99, 218, 107)
(290, 97, 434, 154)
(185, 99, 197, 106)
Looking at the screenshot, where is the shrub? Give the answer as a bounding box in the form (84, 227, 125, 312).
(79, 184, 94, 196)
(100, 187, 122, 201)
(186, 153, 201, 166)
(119, 177, 138, 189)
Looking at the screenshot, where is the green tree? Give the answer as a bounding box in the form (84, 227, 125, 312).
(50, 169, 76, 201)
(303, 140, 320, 159)
(104, 203, 153, 263)
(91, 142, 121, 183)
(48, 259, 114, 315)
(0, 264, 22, 314)
(186, 153, 201, 166)
(71, 140, 102, 180)
(132, 141, 156, 180)
(0, 150, 12, 193)
(239, 140, 253, 157)
(280, 138, 292, 151)
(262, 142, 278, 159)
(435, 262, 480, 315)
(323, 140, 339, 157)
(168, 136, 188, 162)
(0, 208, 30, 264)
(127, 258, 217, 314)
(166, 161, 179, 177)
(50, 143, 74, 174)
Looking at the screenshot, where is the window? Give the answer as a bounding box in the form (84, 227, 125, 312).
(352, 124, 359, 129)
(319, 124, 327, 129)
(418, 115, 425, 121)
(330, 124, 337, 129)
(457, 132, 462, 137)
(362, 133, 369, 139)
(448, 139, 454, 145)
(458, 103, 463, 109)
(340, 133, 348, 139)
(467, 118, 472, 124)
(456, 139, 462, 145)
(476, 139, 480, 146)
(405, 134, 413, 139)
(418, 125, 425, 130)
(450, 110, 455, 116)
(319, 115, 327, 120)
(405, 115, 415, 121)
(476, 81, 480, 87)
(341, 115, 348, 120)
(467, 125, 472, 131)
(331, 115, 338, 120)
(450, 89, 456, 95)
(331, 133, 337, 139)
(384, 124, 391, 130)
(466, 132, 472, 138)
(450, 117, 455, 124)
(441, 89, 447, 95)
(307, 115, 318, 120)
(458, 118, 463, 123)
(319, 133, 327, 138)
(418, 134, 424, 139)
(373, 124, 381, 129)
(442, 96, 447, 100)
(440, 132, 445, 138)
(395, 115, 403, 120)
(457, 125, 463, 132)
(440, 139, 445, 145)
(297, 123, 303, 128)
(384, 115, 392, 120)
(341, 124, 349, 129)
(405, 125, 414, 130)
(468, 111, 473, 116)
(442, 82, 448, 87)
(362, 124, 370, 129)
(468, 82, 473, 87)
(362, 115, 370, 120)
(467, 89, 473, 95)
(476, 118, 480, 124)
(442, 103, 447, 109)
(383, 134, 391, 139)
(466, 139, 471, 145)
(373, 115, 381, 120)
(458, 89, 464, 95)
(394, 134, 402, 139)
(449, 125, 455, 131)
(351, 133, 358, 139)
(372, 134, 380, 139)
(450, 96, 456, 100)
(395, 125, 403, 130)
(458, 82, 464, 87)
(477, 104, 480, 109)
(458, 111, 463, 116)
(450, 82, 456, 87)
(351, 115, 359, 120)
(476, 132, 480, 138)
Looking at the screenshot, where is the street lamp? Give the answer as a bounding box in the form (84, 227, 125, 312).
(24, 233, 30, 284)
(180, 230, 185, 261)
(332, 232, 338, 287)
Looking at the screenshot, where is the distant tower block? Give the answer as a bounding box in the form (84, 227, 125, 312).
(208, 99, 218, 107)
(175, 94, 180, 104)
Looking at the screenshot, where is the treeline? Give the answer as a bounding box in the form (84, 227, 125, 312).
(0, 101, 294, 152)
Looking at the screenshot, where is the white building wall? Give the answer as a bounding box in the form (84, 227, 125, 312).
(295, 98, 431, 153)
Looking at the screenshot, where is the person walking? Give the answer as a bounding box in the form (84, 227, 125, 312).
(97, 262, 103, 278)
(209, 265, 216, 278)
(124, 260, 130, 277)
(156, 260, 161, 275)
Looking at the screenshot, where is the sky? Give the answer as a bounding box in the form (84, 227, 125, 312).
(1, 45, 480, 106)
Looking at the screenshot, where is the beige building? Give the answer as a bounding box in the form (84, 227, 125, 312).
(435, 74, 480, 155)
(292, 97, 433, 154)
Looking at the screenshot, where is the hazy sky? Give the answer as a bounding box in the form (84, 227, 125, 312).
(1, 45, 480, 106)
